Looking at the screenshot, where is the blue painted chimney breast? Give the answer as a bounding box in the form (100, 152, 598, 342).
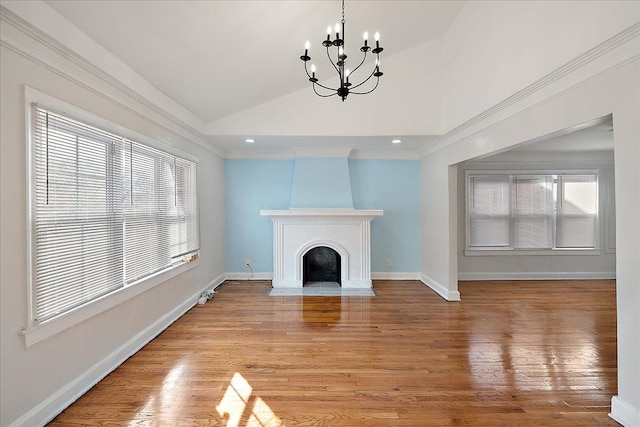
(289, 158, 354, 208)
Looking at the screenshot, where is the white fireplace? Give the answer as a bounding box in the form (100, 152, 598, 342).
(260, 209, 383, 288)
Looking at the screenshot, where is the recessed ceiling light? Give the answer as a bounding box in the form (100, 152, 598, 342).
(245, 138, 255, 143)
(391, 139, 402, 144)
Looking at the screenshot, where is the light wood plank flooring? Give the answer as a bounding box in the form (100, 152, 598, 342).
(49, 280, 618, 426)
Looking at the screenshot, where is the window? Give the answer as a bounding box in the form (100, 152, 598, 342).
(30, 105, 199, 325)
(466, 171, 598, 252)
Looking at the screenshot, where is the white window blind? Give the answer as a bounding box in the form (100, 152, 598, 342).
(467, 172, 598, 251)
(512, 175, 553, 249)
(468, 175, 510, 247)
(30, 105, 199, 324)
(556, 175, 597, 248)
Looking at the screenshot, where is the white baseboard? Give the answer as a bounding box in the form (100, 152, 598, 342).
(371, 272, 420, 280)
(419, 273, 461, 301)
(458, 271, 616, 281)
(225, 272, 273, 281)
(207, 273, 227, 290)
(8, 278, 219, 427)
(610, 396, 640, 427)
(224, 273, 421, 282)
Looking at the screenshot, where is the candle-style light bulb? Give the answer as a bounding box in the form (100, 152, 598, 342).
(335, 23, 340, 39)
(311, 64, 316, 78)
(339, 46, 344, 57)
(345, 68, 350, 84)
(363, 31, 369, 46)
(375, 32, 380, 49)
(326, 26, 332, 41)
(304, 40, 310, 56)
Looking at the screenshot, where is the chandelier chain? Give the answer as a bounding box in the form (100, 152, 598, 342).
(341, 0, 345, 24)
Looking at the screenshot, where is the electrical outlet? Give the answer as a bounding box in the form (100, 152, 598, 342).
(386, 259, 392, 267)
(245, 259, 251, 267)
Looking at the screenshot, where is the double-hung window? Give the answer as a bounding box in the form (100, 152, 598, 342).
(30, 104, 199, 325)
(466, 171, 598, 252)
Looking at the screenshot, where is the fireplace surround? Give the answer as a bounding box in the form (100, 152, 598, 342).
(260, 209, 383, 288)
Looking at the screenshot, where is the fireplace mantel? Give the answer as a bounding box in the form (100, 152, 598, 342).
(260, 208, 383, 219)
(260, 209, 383, 288)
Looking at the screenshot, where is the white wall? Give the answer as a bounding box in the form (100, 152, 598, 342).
(430, 8, 640, 423)
(421, 58, 640, 426)
(457, 151, 616, 280)
(0, 10, 225, 427)
(441, 0, 640, 133)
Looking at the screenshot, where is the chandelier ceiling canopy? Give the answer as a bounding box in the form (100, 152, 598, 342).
(300, 0, 384, 102)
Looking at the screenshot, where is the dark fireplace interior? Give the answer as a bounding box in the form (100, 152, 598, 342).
(303, 246, 341, 286)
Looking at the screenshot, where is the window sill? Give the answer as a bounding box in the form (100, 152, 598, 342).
(21, 259, 199, 348)
(464, 248, 602, 257)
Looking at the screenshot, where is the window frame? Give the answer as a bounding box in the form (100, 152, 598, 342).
(23, 87, 200, 347)
(464, 169, 601, 256)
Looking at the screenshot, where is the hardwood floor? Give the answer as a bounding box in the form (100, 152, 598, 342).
(48, 280, 618, 426)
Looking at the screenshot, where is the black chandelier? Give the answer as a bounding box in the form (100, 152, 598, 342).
(300, 0, 383, 101)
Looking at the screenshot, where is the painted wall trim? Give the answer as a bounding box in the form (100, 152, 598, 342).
(293, 147, 353, 158)
(350, 150, 422, 160)
(610, 396, 640, 427)
(371, 272, 421, 280)
(6, 273, 225, 427)
(224, 148, 297, 160)
(0, 4, 224, 158)
(419, 273, 461, 301)
(224, 273, 421, 281)
(225, 273, 274, 281)
(206, 274, 227, 291)
(224, 148, 423, 161)
(458, 272, 616, 281)
(423, 22, 640, 157)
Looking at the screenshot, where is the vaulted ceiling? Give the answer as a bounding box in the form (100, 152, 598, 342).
(39, 1, 618, 155)
(46, 1, 464, 146)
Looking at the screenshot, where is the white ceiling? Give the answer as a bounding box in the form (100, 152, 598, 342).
(510, 116, 614, 153)
(27, 2, 620, 157)
(46, 0, 465, 128)
(470, 116, 615, 163)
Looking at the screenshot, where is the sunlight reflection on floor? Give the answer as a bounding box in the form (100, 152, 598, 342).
(216, 372, 285, 427)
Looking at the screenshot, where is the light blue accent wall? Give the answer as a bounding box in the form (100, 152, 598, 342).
(224, 159, 295, 273)
(349, 160, 420, 272)
(224, 159, 420, 273)
(289, 158, 354, 208)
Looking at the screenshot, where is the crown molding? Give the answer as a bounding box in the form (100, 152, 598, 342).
(293, 147, 353, 158)
(223, 147, 422, 160)
(422, 22, 640, 158)
(224, 149, 296, 160)
(0, 4, 226, 158)
(349, 149, 422, 160)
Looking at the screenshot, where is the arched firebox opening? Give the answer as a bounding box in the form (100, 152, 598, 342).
(303, 246, 341, 286)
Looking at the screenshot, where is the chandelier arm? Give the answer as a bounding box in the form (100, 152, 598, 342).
(304, 62, 338, 92)
(349, 76, 380, 95)
(326, 46, 341, 76)
(303, 61, 312, 79)
(314, 81, 340, 92)
(349, 50, 368, 77)
(313, 83, 338, 97)
(348, 68, 376, 91)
